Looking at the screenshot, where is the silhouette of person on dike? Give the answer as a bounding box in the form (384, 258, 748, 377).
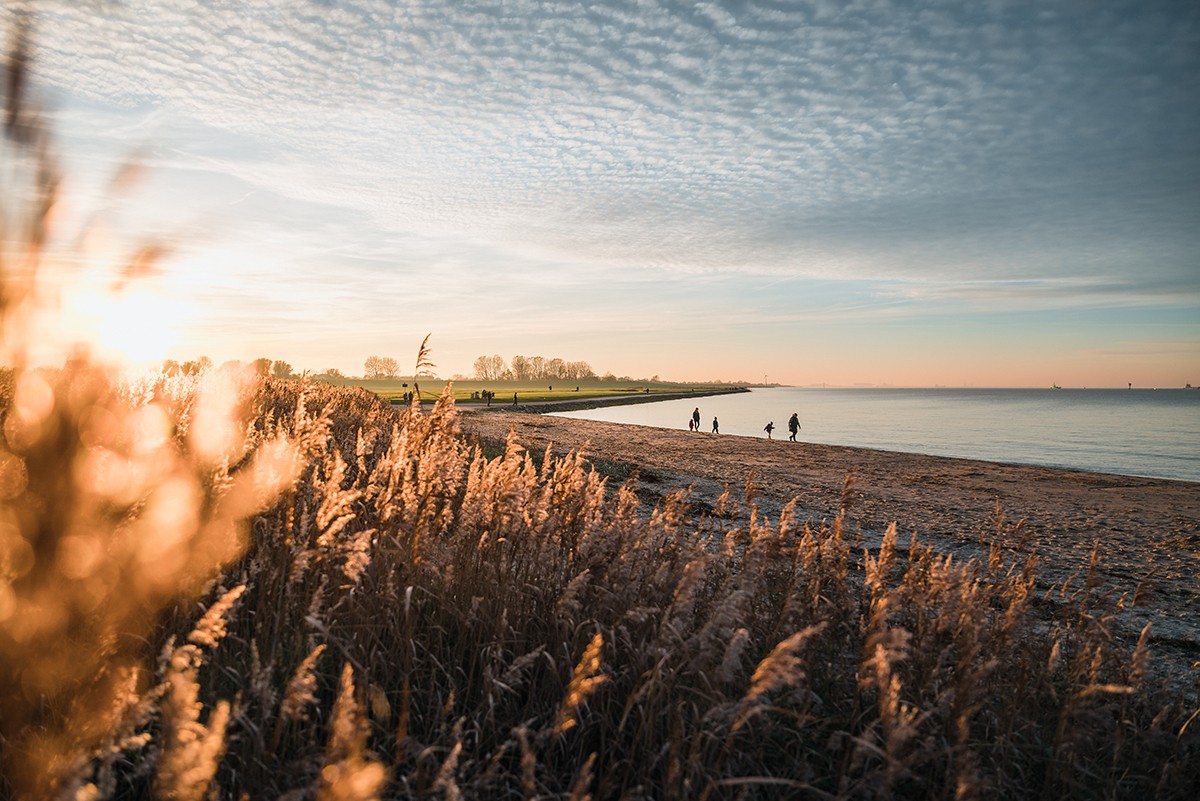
(788, 413, 800, 441)
(764, 421, 774, 439)
(692, 407, 700, 431)
(712, 417, 719, 434)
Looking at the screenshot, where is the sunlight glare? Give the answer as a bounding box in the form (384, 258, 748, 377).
(51, 262, 191, 372)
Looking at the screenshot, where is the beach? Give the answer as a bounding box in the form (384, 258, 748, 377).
(459, 408, 1200, 668)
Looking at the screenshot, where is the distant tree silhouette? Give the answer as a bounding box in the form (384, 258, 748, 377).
(476, 353, 595, 381)
(472, 354, 509, 381)
(181, 356, 212, 376)
(363, 355, 400, 379)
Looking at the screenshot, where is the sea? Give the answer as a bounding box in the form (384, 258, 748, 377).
(550, 387, 1200, 483)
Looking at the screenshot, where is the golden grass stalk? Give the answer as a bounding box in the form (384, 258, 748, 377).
(317, 663, 388, 801)
(554, 631, 606, 736)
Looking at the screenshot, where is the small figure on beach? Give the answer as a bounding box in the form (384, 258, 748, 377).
(712, 417, 719, 434)
(692, 407, 701, 431)
(764, 421, 774, 439)
(513, 391, 518, 406)
(688, 418, 694, 432)
(788, 413, 800, 441)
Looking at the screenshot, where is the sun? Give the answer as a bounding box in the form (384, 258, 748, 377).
(93, 282, 183, 367)
(43, 261, 193, 372)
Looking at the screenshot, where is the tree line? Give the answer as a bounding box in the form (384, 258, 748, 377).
(160, 357, 414, 381)
(472, 354, 595, 382)
(158, 353, 594, 383)
(162, 357, 298, 379)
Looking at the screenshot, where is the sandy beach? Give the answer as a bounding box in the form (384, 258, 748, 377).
(459, 408, 1200, 667)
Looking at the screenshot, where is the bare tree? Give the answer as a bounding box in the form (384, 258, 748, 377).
(566, 360, 595, 380)
(472, 354, 509, 381)
(363, 356, 400, 379)
(473, 354, 595, 381)
(181, 356, 212, 376)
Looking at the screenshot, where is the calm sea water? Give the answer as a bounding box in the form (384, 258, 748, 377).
(552, 388, 1200, 483)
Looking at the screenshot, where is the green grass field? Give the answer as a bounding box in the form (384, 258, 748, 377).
(316, 377, 738, 404)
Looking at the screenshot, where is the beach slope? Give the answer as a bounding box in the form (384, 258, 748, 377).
(460, 411, 1200, 656)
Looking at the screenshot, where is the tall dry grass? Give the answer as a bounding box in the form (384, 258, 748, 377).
(2, 23, 1198, 800)
(3, 373, 1197, 800)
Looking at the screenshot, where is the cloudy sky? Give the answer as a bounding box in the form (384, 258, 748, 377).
(7, 0, 1199, 386)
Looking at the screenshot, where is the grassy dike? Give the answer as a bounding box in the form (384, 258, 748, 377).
(323, 377, 756, 406)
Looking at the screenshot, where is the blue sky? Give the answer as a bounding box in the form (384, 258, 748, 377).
(7, 0, 1199, 386)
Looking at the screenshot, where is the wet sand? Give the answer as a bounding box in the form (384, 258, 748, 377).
(459, 409, 1200, 663)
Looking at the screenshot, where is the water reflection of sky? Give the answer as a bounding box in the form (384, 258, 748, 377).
(554, 388, 1200, 482)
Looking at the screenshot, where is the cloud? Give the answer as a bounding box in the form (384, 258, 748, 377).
(6, 0, 1197, 300)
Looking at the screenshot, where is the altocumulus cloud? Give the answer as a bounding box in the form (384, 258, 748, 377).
(7, 0, 1200, 305)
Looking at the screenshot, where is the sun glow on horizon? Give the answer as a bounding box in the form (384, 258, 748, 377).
(16, 259, 194, 374)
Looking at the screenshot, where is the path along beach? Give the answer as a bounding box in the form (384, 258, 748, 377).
(457, 401, 1200, 682)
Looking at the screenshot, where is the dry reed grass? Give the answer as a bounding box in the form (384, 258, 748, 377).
(2, 23, 1198, 800)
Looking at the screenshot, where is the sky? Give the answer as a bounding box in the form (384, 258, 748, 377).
(4, 0, 1198, 387)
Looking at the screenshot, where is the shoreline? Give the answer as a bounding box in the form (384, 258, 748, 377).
(496, 385, 1199, 485)
(440, 385, 750, 414)
(458, 411, 1200, 670)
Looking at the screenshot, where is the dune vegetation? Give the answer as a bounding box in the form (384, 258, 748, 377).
(3, 372, 1198, 800)
(2, 26, 1197, 801)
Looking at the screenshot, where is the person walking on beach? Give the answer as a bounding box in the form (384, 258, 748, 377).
(764, 421, 775, 439)
(692, 407, 701, 432)
(712, 416, 719, 434)
(688, 418, 694, 432)
(513, 391, 518, 407)
(787, 412, 800, 441)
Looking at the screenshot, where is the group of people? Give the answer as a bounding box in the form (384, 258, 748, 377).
(688, 407, 802, 441)
(688, 407, 719, 433)
(470, 390, 498, 406)
(764, 413, 802, 441)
